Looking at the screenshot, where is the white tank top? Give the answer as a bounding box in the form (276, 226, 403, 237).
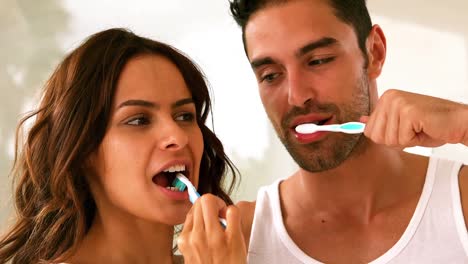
(248, 157, 468, 263)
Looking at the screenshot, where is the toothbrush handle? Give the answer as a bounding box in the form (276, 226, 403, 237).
(338, 122, 366, 134)
(315, 124, 341, 132)
(218, 218, 227, 228)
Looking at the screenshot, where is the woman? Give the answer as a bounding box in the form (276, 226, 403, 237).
(0, 28, 246, 264)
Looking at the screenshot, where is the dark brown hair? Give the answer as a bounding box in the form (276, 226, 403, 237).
(230, 0, 372, 61)
(0, 28, 238, 264)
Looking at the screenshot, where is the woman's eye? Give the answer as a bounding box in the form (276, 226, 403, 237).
(175, 112, 195, 122)
(308, 57, 335, 66)
(125, 116, 150, 126)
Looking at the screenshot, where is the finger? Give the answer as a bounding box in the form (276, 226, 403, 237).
(363, 104, 380, 138)
(225, 206, 247, 253)
(225, 205, 242, 239)
(192, 198, 206, 233)
(200, 194, 227, 234)
(385, 107, 400, 147)
(178, 207, 194, 259)
(190, 201, 209, 263)
(363, 112, 375, 137)
(367, 109, 387, 145)
(182, 206, 195, 232)
(218, 206, 228, 219)
(359, 116, 370, 123)
(399, 114, 417, 147)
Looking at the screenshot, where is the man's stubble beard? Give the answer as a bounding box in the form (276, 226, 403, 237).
(271, 73, 371, 173)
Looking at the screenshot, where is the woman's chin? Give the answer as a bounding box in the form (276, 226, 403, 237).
(152, 206, 191, 226)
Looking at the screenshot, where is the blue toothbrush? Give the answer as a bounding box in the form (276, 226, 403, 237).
(295, 121, 366, 134)
(172, 173, 227, 228)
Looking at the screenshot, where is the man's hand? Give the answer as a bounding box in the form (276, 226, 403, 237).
(361, 89, 468, 148)
(178, 194, 247, 264)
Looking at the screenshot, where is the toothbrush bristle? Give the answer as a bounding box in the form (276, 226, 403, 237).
(171, 177, 187, 191)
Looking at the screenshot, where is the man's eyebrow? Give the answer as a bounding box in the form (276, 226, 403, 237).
(296, 37, 338, 57)
(249, 37, 338, 70)
(250, 57, 276, 70)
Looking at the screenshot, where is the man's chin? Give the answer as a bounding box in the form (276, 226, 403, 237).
(285, 139, 362, 172)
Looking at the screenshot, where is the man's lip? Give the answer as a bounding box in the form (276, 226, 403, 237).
(290, 114, 333, 128)
(291, 116, 334, 143)
(295, 130, 329, 143)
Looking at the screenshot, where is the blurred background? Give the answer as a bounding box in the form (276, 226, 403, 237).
(1, 0, 467, 229)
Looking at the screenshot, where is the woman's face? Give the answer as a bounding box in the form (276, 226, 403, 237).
(88, 54, 204, 225)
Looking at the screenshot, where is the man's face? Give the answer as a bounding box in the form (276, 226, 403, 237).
(245, 0, 373, 172)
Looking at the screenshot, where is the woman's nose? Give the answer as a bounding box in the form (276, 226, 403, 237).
(157, 121, 189, 151)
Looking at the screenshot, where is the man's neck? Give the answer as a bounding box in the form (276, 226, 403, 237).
(281, 141, 429, 222)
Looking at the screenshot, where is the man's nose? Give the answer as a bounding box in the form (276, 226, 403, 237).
(157, 120, 189, 151)
(287, 69, 316, 107)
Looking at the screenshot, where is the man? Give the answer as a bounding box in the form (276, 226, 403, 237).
(225, 0, 468, 263)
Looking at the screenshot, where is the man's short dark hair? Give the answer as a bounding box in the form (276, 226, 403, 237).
(229, 0, 373, 62)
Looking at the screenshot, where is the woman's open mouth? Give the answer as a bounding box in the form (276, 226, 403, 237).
(152, 164, 188, 192)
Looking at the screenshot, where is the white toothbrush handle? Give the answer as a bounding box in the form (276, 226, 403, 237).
(314, 124, 341, 132)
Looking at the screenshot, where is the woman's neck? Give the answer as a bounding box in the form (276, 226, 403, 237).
(70, 211, 176, 264)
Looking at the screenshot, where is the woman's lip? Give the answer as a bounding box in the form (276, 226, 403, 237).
(152, 159, 193, 182)
(154, 184, 189, 201)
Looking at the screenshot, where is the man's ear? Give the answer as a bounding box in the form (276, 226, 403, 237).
(366, 24, 387, 80)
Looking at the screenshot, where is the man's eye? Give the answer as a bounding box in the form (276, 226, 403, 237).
(308, 57, 335, 66)
(261, 72, 280, 83)
(126, 116, 150, 126)
(175, 112, 195, 122)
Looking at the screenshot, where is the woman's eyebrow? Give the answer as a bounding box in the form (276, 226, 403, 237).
(117, 98, 194, 110)
(118, 99, 157, 109)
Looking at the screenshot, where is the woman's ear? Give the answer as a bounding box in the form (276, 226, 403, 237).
(83, 152, 99, 182)
(366, 24, 387, 80)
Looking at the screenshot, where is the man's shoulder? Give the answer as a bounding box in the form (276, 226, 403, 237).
(236, 200, 256, 229)
(237, 200, 256, 217)
(236, 200, 256, 249)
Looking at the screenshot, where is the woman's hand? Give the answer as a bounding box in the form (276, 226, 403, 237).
(178, 194, 247, 264)
(361, 89, 468, 148)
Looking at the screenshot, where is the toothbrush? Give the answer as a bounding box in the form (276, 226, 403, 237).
(295, 121, 366, 134)
(172, 173, 227, 228)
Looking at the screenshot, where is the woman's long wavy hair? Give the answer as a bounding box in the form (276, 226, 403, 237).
(0, 28, 238, 264)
